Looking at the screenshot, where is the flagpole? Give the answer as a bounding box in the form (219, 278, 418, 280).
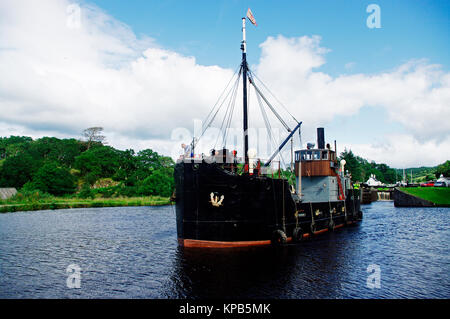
(242, 17, 247, 53)
(241, 17, 249, 166)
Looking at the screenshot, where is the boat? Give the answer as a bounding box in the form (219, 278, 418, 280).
(173, 15, 362, 248)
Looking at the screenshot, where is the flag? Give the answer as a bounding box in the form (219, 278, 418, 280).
(247, 8, 257, 26)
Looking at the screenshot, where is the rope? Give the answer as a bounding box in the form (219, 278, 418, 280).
(215, 70, 241, 149)
(248, 70, 299, 124)
(249, 72, 290, 178)
(198, 65, 242, 144)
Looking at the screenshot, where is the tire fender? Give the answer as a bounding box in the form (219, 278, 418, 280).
(271, 230, 287, 245)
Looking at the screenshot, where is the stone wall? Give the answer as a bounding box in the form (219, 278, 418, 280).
(361, 188, 378, 204)
(393, 188, 435, 207)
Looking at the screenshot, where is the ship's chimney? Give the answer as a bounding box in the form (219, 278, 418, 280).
(317, 127, 325, 149)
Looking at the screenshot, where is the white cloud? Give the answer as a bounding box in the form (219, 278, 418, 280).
(0, 0, 448, 168)
(0, 0, 233, 151)
(341, 134, 450, 168)
(256, 35, 450, 142)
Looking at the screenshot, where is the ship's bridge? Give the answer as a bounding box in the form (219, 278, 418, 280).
(295, 149, 338, 178)
(293, 128, 347, 203)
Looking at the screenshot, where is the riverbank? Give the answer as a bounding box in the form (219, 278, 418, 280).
(0, 196, 172, 213)
(394, 187, 450, 207)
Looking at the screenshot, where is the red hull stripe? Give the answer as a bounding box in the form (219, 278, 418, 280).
(179, 222, 359, 248)
(180, 237, 293, 248)
(313, 228, 328, 235)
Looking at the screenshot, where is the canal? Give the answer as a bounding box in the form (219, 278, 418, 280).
(0, 201, 448, 298)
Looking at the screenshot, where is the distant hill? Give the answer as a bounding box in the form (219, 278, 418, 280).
(339, 149, 445, 184)
(394, 166, 437, 183)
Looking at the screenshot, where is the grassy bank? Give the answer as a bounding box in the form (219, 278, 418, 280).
(401, 187, 450, 206)
(0, 195, 172, 213)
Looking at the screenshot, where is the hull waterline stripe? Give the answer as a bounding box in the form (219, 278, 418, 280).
(181, 239, 271, 248)
(180, 237, 293, 248)
(179, 221, 360, 248)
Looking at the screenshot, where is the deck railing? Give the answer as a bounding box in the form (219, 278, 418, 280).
(178, 154, 289, 179)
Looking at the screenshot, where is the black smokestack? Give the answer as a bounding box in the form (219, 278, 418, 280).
(317, 127, 325, 149)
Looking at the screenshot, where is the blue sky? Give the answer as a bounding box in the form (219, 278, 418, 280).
(87, 0, 450, 165)
(88, 0, 449, 74)
(1, 0, 449, 168)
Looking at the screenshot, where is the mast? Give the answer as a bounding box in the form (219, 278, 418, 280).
(241, 17, 249, 166)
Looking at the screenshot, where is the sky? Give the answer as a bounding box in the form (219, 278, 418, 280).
(0, 0, 449, 168)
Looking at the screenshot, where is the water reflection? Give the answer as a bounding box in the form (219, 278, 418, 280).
(0, 203, 448, 298)
(170, 227, 363, 299)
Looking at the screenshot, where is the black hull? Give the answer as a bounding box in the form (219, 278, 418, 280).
(174, 161, 362, 248)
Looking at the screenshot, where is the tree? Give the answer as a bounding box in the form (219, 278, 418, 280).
(0, 152, 37, 188)
(29, 162, 76, 195)
(74, 146, 120, 183)
(435, 160, 450, 178)
(118, 149, 176, 186)
(0, 136, 33, 159)
(113, 149, 138, 184)
(138, 169, 174, 197)
(339, 149, 362, 182)
(82, 127, 106, 150)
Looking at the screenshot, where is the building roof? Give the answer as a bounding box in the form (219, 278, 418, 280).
(0, 188, 17, 200)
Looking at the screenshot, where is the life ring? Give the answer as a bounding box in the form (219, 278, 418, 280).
(271, 230, 287, 246)
(292, 227, 304, 242)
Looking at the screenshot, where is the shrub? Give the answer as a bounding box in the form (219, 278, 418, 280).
(138, 169, 174, 197)
(31, 162, 76, 196)
(77, 183, 94, 199)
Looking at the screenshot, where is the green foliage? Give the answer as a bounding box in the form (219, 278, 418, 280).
(74, 146, 121, 181)
(339, 151, 448, 184)
(0, 152, 37, 188)
(117, 185, 140, 197)
(402, 187, 450, 206)
(28, 137, 86, 167)
(394, 166, 438, 183)
(339, 149, 363, 181)
(8, 189, 53, 203)
(138, 169, 174, 197)
(339, 149, 398, 184)
(0, 135, 175, 199)
(77, 183, 95, 199)
(30, 162, 76, 196)
(0, 136, 33, 159)
(92, 186, 117, 198)
(435, 160, 450, 178)
(113, 149, 138, 184)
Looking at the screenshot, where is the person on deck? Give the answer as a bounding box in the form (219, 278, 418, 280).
(181, 143, 191, 158)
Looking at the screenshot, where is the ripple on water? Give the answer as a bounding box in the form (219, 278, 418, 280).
(0, 202, 449, 298)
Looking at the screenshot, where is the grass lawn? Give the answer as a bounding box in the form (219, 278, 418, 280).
(401, 187, 450, 206)
(0, 196, 172, 213)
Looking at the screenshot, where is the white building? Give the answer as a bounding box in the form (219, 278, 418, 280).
(366, 174, 384, 187)
(437, 174, 450, 187)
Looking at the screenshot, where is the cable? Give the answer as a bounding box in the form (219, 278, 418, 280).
(198, 65, 242, 143)
(249, 70, 299, 124)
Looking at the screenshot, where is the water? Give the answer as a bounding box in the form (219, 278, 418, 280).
(0, 201, 448, 299)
